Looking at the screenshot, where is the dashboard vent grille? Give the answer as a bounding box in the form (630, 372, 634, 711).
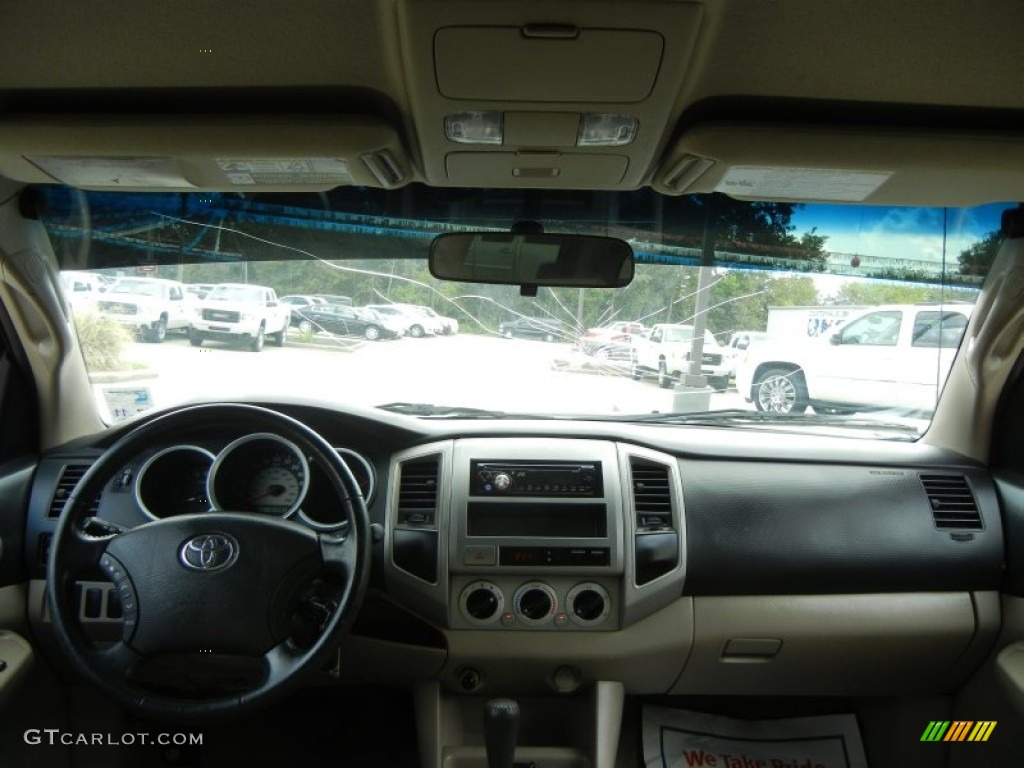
(631, 459, 673, 531)
(921, 474, 982, 531)
(397, 455, 440, 526)
(48, 463, 99, 518)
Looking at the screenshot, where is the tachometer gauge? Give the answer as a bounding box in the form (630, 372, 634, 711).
(208, 434, 310, 517)
(135, 445, 215, 519)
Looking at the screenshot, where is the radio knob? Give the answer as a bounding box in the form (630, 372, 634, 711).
(493, 473, 512, 492)
(572, 589, 606, 622)
(466, 587, 500, 621)
(519, 588, 553, 621)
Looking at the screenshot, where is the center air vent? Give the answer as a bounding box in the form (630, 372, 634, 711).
(48, 463, 100, 518)
(631, 459, 673, 531)
(920, 474, 982, 531)
(397, 456, 440, 527)
(630, 457, 679, 586)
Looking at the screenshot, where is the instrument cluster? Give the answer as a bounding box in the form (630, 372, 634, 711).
(133, 435, 376, 532)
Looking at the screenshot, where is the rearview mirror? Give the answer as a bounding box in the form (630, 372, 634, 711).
(429, 232, 634, 288)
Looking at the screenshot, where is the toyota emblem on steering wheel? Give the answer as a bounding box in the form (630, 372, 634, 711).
(179, 533, 239, 571)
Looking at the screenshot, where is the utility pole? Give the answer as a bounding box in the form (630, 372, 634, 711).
(672, 198, 715, 412)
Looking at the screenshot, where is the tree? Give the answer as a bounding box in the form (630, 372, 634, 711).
(959, 229, 1003, 276)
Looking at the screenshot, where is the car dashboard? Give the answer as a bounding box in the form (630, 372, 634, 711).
(19, 398, 1004, 702)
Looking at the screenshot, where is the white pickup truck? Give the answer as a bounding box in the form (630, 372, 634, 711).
(190, 283, 291, 352)
(735, 304, 973, 414)
(96, 276, 192, 343)
(630, 323, 730, 390)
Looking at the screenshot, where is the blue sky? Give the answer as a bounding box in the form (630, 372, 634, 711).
(791, 202, 1010, 264)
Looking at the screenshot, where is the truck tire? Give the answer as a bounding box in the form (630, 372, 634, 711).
(272, 325, 287, 347)
(657, 361, 675, 389)
(753, 367, 808, 414)
(143, 316, 167, 344)
(188, 329, 203, 347)
(250, 325, 265, 352)
(410, 324, 424, 338)
(709, 375, 730, 391)
(297, 319, 313, 334)
(364, 324, 381, 340)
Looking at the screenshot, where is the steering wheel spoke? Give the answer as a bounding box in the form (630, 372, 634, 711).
(319, 530, 359, 577)
(263, 640, 305, 686)
(62, 530, 115, 574)
(85, 640, 142, 677)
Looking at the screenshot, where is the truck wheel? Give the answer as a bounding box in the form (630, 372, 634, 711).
(250, 325, 265, 352)
(364, 325, 381, 340)
(410, 324, 424, 338)
(272, 325, 287, 347)
(753, 367, 808, 414)
(657, 361, 675, 389)
(144, 317, 167, 343)
(709, 375, 730, 391)
(297, 319, 312, 334)
(188, 329, 203, 347)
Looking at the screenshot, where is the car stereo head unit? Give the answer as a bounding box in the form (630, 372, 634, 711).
(470, 460, 602, 497)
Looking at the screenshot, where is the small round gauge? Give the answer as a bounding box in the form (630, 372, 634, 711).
(208, 434, 310, 517)
(135, 446, 215, 519)
(297, 447, 375, 531)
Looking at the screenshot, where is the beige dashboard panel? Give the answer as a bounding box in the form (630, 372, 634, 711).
(435, 27, 664, 103)
(674, 592, 993, 696)
(0, 116, 411, 191)
(656, 122, 1024, 206)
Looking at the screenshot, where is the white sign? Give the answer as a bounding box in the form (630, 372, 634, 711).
(102, 387, 153, 423)
(643, 706, 868, 768)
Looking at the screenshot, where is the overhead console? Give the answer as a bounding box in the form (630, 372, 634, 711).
(384, 438, 686, 634)
(397, 0, 705, 189)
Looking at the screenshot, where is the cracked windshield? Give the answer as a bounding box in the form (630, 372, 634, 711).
(38, 186, 1010, 437)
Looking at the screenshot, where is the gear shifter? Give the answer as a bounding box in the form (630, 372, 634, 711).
(483, 698, 520, 768)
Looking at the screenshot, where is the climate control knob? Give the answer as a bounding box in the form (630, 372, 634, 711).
(513, 582, 557, 625)
(460, 582, 504, 624)
(567, 582, 611, 626)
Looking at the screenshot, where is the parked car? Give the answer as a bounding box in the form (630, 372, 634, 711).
(190, 283, 291, 351)
(498, 315, 569, 341)
(631, 323, 730, 389)
(95, 276, 192, 343)
(58, 270, 108, 309)
(312, 293, 354, 307)
(736, 304, 973, 415)
(418, 306, 459, 335)
(365, 303, 440, 337)
(281, 295, 328, 327)
(722, 330, 774, 377)
(577, 320, 647, 357)
(294, 304, 402, 340)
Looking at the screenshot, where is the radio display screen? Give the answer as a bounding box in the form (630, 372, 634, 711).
(467, 502, 607, 537)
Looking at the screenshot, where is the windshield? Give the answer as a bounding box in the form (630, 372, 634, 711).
(39, 185, 1011, 438)
(109, 279, 163, 297)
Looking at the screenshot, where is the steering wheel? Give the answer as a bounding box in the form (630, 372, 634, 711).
(46, 403, 370, 721)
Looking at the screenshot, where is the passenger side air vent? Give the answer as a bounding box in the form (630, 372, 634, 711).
(630, 457, 679, 585)
(920, 474, 982, 531)
(48, 463, 99, 518)
(397, 456, 440, 527)
(631, 460, 673, 531)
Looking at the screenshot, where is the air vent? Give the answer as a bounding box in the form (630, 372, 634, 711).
(47, 463, 99, 518)
(631, 459, 673, 531)
(397, 456, 440, 527)
(921, 474, 982, 531)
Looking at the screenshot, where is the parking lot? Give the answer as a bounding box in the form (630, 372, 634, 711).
(93, 332, 749, 422)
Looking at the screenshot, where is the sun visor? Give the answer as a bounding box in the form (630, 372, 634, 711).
(0, 116, 411, 191)
(655, 122, 1024, 206)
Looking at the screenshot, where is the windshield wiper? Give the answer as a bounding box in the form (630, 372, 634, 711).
(622, 409, 924, 436)
(378, 402, 513, 419)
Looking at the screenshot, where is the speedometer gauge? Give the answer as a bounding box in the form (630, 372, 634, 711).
(208, 433, 310, 517)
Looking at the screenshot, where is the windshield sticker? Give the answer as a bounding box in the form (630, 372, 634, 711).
(643, 706, 868, 768)
(715, 167, 892, 202)
(101, 387, 153, 423)
(215, 157, 352, 185)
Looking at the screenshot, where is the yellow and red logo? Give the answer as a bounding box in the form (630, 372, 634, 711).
(920, 721, 996, 742)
